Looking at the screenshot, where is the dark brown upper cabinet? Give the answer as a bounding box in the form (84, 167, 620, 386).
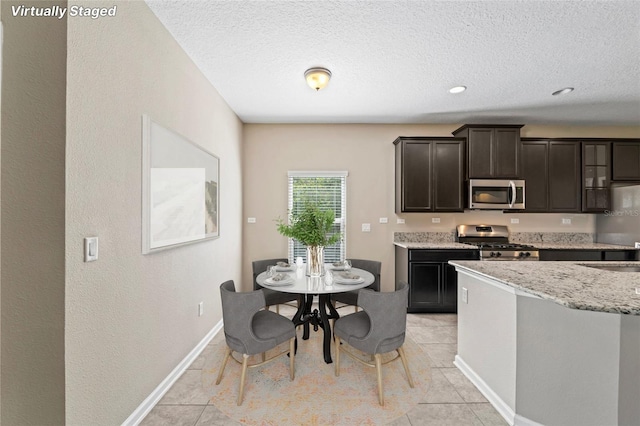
(452, 125, 524, 179)
(520, 139, 581, 212)
(582, 141, 610, 212)
(612, 140, 640, 181)
(394, 137, 465, 212)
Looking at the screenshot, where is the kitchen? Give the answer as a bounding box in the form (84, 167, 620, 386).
(4, 1, 640, 425)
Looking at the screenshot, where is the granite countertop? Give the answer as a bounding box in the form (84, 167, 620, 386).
(394, 241, 638, 250)
(393, 242, 477, 249)
(533, 242, 638, 250)
(450, 260, 640, 315)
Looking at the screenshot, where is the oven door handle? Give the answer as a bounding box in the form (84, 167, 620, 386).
(508, 180, 516, 208)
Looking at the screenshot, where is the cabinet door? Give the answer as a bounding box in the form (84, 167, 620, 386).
(433, 141, 464, 211)
(582, 141, 610, 212)
(467, 128, 493, 178)
(408, 262, 442, 310)
(401, 141, 432, 211)
(442, 263, 459, 312)
(520, 141, 549, 211)
(612, 141, 640, 181)
(494, 128, 520, 178)
(548, 141, 581, 212)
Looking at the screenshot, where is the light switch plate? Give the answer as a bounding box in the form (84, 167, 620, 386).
(462, 287, 468, 304)
(432, 217, 440, 223)
(247, 217, 256, 223)
(511, 218, 519, 224)
(397, 218, 405, 224)
(362, 223, 371, 232)
(84, 237, 98, 262)
(379, 217, 388, 224)
(562, 218, 572, 225)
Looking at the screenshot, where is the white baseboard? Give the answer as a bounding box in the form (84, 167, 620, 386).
(454, 355, 516, 426)
(122, 320, 224, 426)
(514, 414, 545, 426)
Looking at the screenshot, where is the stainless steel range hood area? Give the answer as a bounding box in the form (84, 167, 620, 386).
(596, 184, 640, 247)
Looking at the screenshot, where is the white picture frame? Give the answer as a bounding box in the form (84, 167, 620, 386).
(142, 115, 219, 254)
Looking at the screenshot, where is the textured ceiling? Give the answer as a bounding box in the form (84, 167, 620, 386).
(146, 0, 640, 125)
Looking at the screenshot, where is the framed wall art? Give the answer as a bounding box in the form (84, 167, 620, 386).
(142, 115, 219, 254)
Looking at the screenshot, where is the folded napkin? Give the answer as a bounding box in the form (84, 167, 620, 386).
(270, 273, 288, 282)
(338, 272, 360, 280)
(276, 261, 290, 268)
(332, 262, 343, 267)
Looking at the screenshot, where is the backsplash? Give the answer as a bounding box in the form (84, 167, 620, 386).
(394, 232, 455, 243)
(394, 231, 594, 244)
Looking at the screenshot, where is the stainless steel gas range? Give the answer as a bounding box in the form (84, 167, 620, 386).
(456, 224, 539, 261)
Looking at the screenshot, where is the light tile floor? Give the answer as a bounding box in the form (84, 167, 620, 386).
(141, 305, 507, 426)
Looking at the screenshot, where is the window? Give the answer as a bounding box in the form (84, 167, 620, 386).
(287, 171, 347, 264)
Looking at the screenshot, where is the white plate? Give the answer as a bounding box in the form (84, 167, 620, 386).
(275, 266, 295, 272)
(334, 277, 365, 285)
(264, 276, 294, 286)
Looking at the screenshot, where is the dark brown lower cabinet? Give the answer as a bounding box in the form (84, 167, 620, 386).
(395, 247, 479, 313)
(539, 250, 639, 261)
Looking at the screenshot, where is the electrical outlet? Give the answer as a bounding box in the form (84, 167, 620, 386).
(432, 217, 440, 223)
(462, 287, 468, 304)
(511, 218, 519, 224)
(247, 217, 256, 223)
(397, 218, 405, 224)
(562, 218, 572, 225)
(362, 223, 371, 232)
(379, 217, 388, 224)
(198, 302, 204, 317)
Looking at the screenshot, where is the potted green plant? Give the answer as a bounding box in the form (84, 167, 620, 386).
(276, 202, 341, 276)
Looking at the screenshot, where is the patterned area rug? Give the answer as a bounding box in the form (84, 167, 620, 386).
(202, 329, 431, 425)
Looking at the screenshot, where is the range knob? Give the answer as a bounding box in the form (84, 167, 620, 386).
(490, 251, 497, 257)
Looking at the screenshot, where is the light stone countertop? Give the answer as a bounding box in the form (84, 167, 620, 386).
(533, 242, 638, 250)
(393, 242, 477, 249)
(450, 260, 640, 315)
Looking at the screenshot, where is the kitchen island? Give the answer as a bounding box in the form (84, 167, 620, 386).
(449, 261, 640, 426)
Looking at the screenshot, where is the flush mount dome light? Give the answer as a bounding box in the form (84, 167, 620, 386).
(449, 86, 467, 94)
(304, 67, 332, 91)
(552, 87, 574, 96)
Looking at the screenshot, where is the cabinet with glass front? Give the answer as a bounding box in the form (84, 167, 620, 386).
(582, 141, 610, 212)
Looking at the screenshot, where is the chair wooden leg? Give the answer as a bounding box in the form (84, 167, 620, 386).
(398, 346, 415, 387)
(375, 353, 384, 406)
(355, 306, 359, 313)
(289, 337, 295, 380)
(262, 352, 266, 362)
(334, 337, 341, 376)
(237, 354, 249, 406)
(276, 304, 280, 314)
(215, 347, 232, 385)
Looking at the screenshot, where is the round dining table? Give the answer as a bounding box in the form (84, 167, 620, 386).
(257, 266, 374, 363)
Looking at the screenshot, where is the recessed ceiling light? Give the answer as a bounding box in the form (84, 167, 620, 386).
(449, 86, 467, 94)
(552, 87, 574, 96)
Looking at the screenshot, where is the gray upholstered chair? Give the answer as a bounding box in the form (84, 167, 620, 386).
(252, 258, 299, 314)
(331, 259, 381, 311)
(215, 280, 296, 405)
(334, 281, 414, 406)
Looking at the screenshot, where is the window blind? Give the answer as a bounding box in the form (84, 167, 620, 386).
(287, 171, 348, 264)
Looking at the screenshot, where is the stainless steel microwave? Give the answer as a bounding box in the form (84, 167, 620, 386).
(468, 179, 525, 210)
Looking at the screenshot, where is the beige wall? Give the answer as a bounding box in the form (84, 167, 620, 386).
(65, 1, 242, 424)
(1, 2, 67, 424)
(243, 124, 640, 291)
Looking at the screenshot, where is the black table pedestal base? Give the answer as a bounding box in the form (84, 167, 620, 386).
(292, 293, 340, 363)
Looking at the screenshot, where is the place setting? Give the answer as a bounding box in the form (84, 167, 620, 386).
(263, 264, 295, 286)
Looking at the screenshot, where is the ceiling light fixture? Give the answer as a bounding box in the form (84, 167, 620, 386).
(449, 86, 467, 94)
(552, 87, 574, 96)
(304, 67, 332, 91)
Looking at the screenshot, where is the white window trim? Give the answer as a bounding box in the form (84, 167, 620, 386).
(287, 171, 348, 264)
